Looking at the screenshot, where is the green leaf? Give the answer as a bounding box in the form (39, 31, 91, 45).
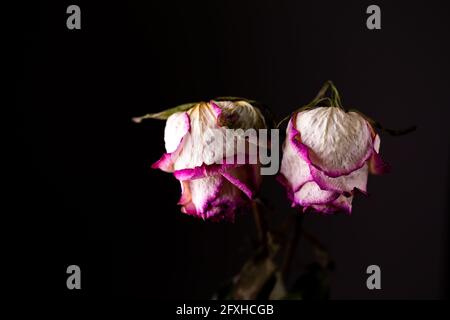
(230, 234, 280, 300)
(347, 109, 417, 136)
(213, 96, 257, 104)
(268, 272, 288, 300)
(132, 102, 198, 122)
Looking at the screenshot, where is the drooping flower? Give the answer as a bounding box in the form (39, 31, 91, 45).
(148, 100, 267, 221)
(278, 84, 388, 214)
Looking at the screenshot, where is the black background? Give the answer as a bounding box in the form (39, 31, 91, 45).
(17, 0, 449, 299)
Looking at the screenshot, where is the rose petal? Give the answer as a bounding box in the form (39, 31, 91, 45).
(288, 111, 370, 194)
(369, 152, 389, 175)
(293, 181, 339, 207)
(306, 194, 353, 214)
(331, 194, 353, 214)
(177, 174, 247, 221)
(173, 102, 229, 170)
(295, 108, 374, 177)
(368, 134, 390, 174)
(278, 118, 313, 192)
(173, 162, 241, 180)
(310, 163, 369, 195)
(151, 152, 175, 172)
(222, 165, 261, 199)
(151, 134, 186, 172)
(213, 100, 266, 130)
(164, 111, 190, 153)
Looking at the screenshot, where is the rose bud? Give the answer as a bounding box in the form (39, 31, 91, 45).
(146, 100, 267, 221)
(278, 84, 388, 214)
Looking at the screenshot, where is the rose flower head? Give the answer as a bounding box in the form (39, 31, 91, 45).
(278, 82, 389, 214)
(134, 99, 268, 221)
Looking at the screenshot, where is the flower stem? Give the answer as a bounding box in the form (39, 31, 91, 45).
(309, 80, 344, 110)
(282, 214, 304, 279)
(313, 81, 332, 101)
(329, 82, 344, 109)
(252, 199, 268, 255)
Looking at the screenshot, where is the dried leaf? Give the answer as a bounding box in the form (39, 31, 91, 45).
(132, 102, 198, 122)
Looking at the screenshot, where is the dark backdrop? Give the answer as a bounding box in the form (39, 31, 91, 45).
(17, 0, 449, 299)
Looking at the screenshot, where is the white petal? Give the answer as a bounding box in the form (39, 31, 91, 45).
(296, 107, 373, 175)
(180, 174, 246, 219)
(373, 134, 381, 153)
(173, 101, 266, 170)
(214, 100, 266, 130)
(164, 111, 190, 153)
(279, 121, 312, 191)
(293, 181, 338, 206)
(311, 162, 369, 194)
(189, 175, 223, 212)
(174, 102, 224, 169)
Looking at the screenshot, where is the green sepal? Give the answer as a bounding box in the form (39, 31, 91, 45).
(276, 81, 341, 129)
(213, 96, 257, 104)
(132, 102, 198, 122)
(347, 108, 417, 136)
